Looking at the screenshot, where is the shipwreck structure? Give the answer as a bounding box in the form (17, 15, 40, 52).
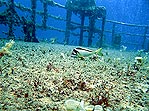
(0, 0, 148, 50)
(65, 0, 106, 47)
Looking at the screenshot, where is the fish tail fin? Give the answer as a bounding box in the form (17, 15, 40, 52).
(94, 48, 103, 56)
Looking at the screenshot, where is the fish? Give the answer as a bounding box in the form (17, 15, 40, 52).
(71, 47, 103, 59)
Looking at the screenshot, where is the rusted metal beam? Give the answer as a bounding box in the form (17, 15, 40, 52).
(79, 13, 85, 46)
(65, 10, 72, 45)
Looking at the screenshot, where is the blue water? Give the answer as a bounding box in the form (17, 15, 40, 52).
(0, 0, 149, 50)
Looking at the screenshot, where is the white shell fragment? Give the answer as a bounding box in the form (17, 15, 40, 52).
(64, 99, 85, 111)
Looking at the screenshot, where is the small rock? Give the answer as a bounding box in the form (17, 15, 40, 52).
(64, 99, 85, 111)
(85, 105, 94, 111)
(60, 53, 65, 59)
(94, 105, 103, 111)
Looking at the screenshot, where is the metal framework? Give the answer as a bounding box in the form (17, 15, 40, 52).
(0, 0, 148, 50)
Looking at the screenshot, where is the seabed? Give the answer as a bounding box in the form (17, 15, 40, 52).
(0, 40, 149, 111)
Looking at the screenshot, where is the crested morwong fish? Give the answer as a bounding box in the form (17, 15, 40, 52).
(71, 47, 103, 59)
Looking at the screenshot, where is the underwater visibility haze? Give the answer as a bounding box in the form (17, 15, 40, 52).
(0, 0, 149, 111)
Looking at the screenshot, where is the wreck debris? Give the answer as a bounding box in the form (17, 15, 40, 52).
(65, 0, 106, 47)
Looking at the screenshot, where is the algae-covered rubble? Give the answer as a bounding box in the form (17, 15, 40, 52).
(0, 40, 149, 111)
(0, 40, 15, 59)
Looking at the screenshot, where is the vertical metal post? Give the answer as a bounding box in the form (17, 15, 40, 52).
(43, 0, 48, 29)
(99, 17, 106, 47)
(65, 10, 72, 45)
(31, 0, 36, 42)
(88, 16, 95, 47)
(79, 13, 85, 46)
(8, 0, 15, 40)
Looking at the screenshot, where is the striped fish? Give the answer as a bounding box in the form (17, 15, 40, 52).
(71, 47, 103, 59)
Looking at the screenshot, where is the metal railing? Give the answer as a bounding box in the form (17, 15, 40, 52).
(0, 0, 148, 50)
